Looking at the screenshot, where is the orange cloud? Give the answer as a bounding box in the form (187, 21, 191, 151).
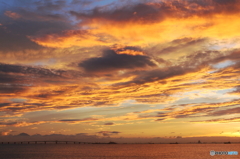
(30, 1, 240, 49)
(4, 11, 21, 19)
(29, 30, 113, 48)
(191, 117, 240, 123)
(1, 58, 238, 116)
(1, 0, 240, 138)
(0, 129, 12, 136)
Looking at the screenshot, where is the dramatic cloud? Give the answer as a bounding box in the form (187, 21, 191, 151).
(79, 49, 156, 73)
(70, 0, 240, 23)
(1, 0, 240, 140)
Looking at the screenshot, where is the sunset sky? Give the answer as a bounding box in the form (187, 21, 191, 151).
(1, 0, 240, 142)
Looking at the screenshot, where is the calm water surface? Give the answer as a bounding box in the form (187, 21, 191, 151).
(0, 144, 239, 159)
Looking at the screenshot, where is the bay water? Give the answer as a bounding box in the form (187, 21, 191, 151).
(0, 144, 239, 159)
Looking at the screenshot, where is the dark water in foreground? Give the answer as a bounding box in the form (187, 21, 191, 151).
(0, 144, 239, 159)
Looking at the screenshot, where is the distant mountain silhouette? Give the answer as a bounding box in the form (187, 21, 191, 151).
(45, 134, 63, 136)
(32, 134, 42, 137)
(18, 133, 30, 136)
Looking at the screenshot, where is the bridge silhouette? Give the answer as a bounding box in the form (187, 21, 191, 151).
(1, 141, 93, 144)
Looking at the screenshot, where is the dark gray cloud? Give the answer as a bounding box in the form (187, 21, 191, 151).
(30, 90, 67, 99)
(104, 122, 114, 125)
(4, 20, 71, 36)
(113, 47, 240, 86)
(111, 131, 121, 134)
(2, 0, 69, 22)
(34, 0, 67, 12)
(0, 72, 26, 84)
(0, 103, 11, 108)
(191, 117, 240, 123)
(69, 2, 170, 23)
(71, 0, 94, 6)
(1, 102, 51, 113)
(200, 50, 240, 65)
(0, 63, 68, 95)
(70, 0, 240, 24)
(0, 84, 28, 94)
(79, 49, 156, 73)
(0, 63, 65, 77)
(70, 3, 168, 23)
(59, 117, 98, 122)
(156, 38, 207, 55)
(0, 122, 18, 127)
(207, 107, 240, 116)
(0, 27, 42, 52)
(0, 18, 73, 51)
(97, 131, 121, 137)
(114, 66, 197, 86)
(0, 7, 72, 52)
(214, 0, 237, 5)
(116, 46, 143, 53)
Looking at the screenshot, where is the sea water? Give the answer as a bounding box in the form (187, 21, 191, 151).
(0, 144, 239, 159)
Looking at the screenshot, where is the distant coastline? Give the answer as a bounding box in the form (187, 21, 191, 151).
(1, 141, 239, 145)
